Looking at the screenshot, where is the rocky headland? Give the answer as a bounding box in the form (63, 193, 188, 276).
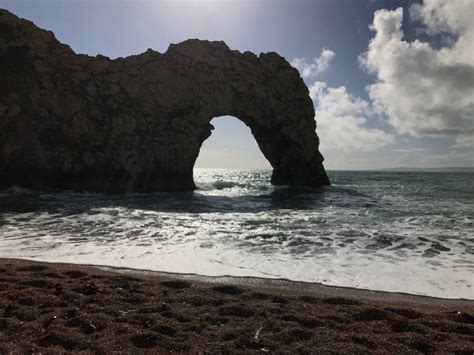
(0, 9, 329, 192)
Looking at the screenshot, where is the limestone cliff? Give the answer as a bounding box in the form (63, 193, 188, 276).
(0, 9, 329, 192)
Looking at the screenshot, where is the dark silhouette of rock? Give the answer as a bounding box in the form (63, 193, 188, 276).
(0, 9, 329, 192)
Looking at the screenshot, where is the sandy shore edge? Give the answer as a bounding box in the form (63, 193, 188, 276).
(10, 258, 474, 310)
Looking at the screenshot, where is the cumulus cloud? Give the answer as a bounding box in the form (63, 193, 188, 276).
(310, 81, 394, 152)
(291, 48, 335, 78)
(360, 1, 474, 138)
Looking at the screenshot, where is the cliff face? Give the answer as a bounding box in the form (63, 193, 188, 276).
(0, 9, 329, 192)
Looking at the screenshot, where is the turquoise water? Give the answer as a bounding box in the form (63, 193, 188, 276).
(0, 169, 473, 299)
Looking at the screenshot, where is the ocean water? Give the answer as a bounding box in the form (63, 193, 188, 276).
(0, 169, 473, 299)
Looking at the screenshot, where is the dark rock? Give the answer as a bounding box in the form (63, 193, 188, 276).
(354, 308, 388, 321)
(81, 282, 98, 295)
(0, 318, 8, 331)
(211, 285, 244, 295)
(64, 307, 79, 318)
(218, 305, 254, 318)
(278, 328, 312, 343)
(55, 283, 63, 295)
(408, 337, 435, 353)
(298, 295, 319, 304)
(352, 336, 377, 349)
(160, 310, 189, 323)
(37, 334, 77, 350)
(387, 313, 409, 332)
(3, 304, 16, 318)
(125, 294, 146, 305)
(0, 9, 329, 193)
(160, 280, 191, 289)
(152, 324, 177, 337)
(271, 296, 289, 304)
(280, 314, 323, 329)
(130, 333, 159, 348)
(20, 279, 55, 289)
(16, 297, 34, 306)
(324, 297, 361, 306)
(42, 315, 57, 329)
(80, 320, 97, 334)
(250, 292, 270, 300)
(449, 311, 474, 325)
(385, 307, 421, 319)
(17, 265, 48, 272)
(63, 270, 87, 279)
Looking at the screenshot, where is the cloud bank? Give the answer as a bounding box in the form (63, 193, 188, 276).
(292, 48, 393, 153)
(309, 82, 393, 152)
(292, 0, 473, 167)
(360, 1, 474, 140)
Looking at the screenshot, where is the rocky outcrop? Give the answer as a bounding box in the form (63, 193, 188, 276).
(0, 9, 329, 192)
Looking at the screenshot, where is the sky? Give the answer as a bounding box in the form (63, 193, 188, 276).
(1, 0, 473, 170)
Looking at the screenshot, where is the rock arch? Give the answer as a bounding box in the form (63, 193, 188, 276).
(0, 9, 329, 192)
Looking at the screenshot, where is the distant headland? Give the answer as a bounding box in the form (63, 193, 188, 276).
(377, 167, 474, 173)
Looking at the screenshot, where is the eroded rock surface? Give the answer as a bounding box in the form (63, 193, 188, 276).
(0, 9, 329, 192)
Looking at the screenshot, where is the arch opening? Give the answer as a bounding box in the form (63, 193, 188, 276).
(194, 116, 271, 170)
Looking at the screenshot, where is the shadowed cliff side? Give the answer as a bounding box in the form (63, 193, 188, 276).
(0, 9, 329, 192)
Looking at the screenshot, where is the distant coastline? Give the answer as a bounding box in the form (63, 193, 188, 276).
(376, 167, 474, 173)
(323, 167, 474, 173)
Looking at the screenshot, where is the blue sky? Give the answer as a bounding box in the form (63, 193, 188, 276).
(1, 0, 472, 169)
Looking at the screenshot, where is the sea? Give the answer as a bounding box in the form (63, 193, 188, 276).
(0, 169, 473, 299)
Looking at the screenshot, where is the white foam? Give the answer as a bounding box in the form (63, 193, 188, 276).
(0, 169, 473, 299)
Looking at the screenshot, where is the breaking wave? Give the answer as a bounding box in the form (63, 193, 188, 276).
(0, 169, 473, 299)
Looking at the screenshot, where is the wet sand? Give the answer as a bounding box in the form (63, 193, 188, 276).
(0, 258, 473, 353)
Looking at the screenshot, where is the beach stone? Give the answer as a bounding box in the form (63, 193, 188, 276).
(354, 308, 388, 321)
(63, 270, 87, 279)
(0, 9, 329, 192)
(451, 311, 474, 325)
(218, 305, 254, 318)
(81, 282, 98, 295)
(152, 324, 177, 337)
(278, 327, 312, 343)
(0, 318, 8, 330)
(160, 280, 191, 289)
(20, 280, 55, 289)
(80, 320, 97, 334)
(37, 334, 78, 350)
(385, 307, 422, 319)
(211, 285, 244, 295)
(130, 333, 159, 348)
(324, 297, 361, 306)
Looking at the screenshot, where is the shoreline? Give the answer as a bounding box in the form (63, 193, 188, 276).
(1, 258, 473, 353)
(10, 257, 474, 305)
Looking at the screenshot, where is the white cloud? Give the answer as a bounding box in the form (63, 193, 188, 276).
(452, 135, 474, 150)
(360, 1, 474, 139)
(291, 48, 335, 78)
(392, 149, 474, 169)
(311, 81, 394, 152)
